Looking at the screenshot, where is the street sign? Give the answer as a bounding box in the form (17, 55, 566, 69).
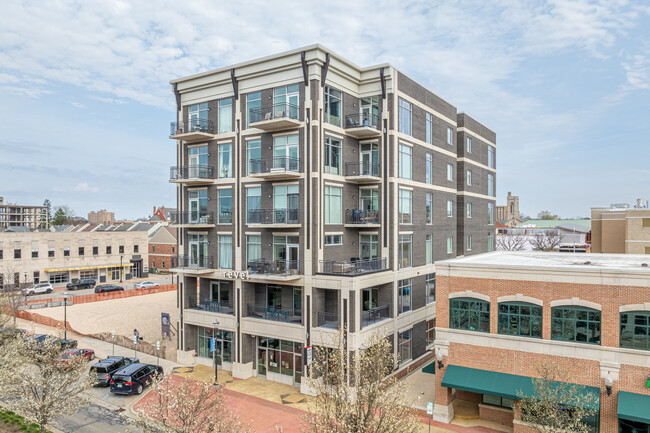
(133, 335, 138, 345)
(210, 338, 216, 352)
(427, 402, 433, 415)
(157, 341, 160, 350)
(112, 330, 115, 339)
(143, 264, 149, 273)
(304, 346, 313, 365)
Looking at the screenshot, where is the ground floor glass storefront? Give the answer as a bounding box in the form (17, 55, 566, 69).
(620, 420, 650, 433)
(256, 337, 302, 384)
(197, 327, 233, 365)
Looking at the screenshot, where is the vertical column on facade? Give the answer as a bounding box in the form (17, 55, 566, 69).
(433, 344, 454, 423)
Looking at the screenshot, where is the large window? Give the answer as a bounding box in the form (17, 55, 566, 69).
(359, 234, 378, 260)
(246, 235, 261, 267)
(426, 153, 432, 184)
(426, 193, 432, 224)
(426, 234, 432, 264)
(621, 311, 650, 350)
(447, 127, 454, 145)
(273, 134, 299, 172)
(398, 329, 412, 364)
(551, 306, 601, 345)
(399, 189, 412, 224)
(488, 202, 495, 225)
(362, 288, 379, 311)
(447, 163, 453, 181)
(218, 235, 232, 269)
(447, 236, 453, 254)
(324, 185, 342, 224)
(450, 298, 490, 332)
(426, 319, 436, 346)
(483, 395, 514, 409)
(467, 202, 472, 218)
(447, 200, 453, 217)
(189, 103, 208, 131)
(246, 187, 261, 224)
(324, 86, 342, 127)
(488, 146, 495, 168)
(488, 173, 494, 196)
(498, 302, 543, 338)
(398, 98, 412, 135)
(324, 136, 341, 175)
(425, 113, 432, 144)
(398, 279, 411, 314)
(426, 273, 436, 304)
(257, 337, 302, 383)
(218, 143, 232, 178)
(399, 143, 412, 180)
(273, 185, 299, 224)
(246, 140, 261, 175)
(325, 234, 342, 246)
(274, 84, 299, 119)
(218, 98, 232, 133)
(198, 327, 233, 365)
(48, 272, 69, 284)
(218, 188, 232, 224)
(246, 92, 261, 128)
(399, 234, 412, 269)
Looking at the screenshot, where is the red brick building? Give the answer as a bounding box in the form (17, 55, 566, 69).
(433, 252, 650, 433)
(148, 226, 177, 272)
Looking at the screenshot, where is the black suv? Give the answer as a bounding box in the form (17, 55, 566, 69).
(66, 279, 96, 291)
(89, 356, 139, 386)
(110, 363, 164, 395)
(94, 284, 125, 293)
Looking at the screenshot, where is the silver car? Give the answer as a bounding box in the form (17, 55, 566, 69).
(23, 283, 54, 296)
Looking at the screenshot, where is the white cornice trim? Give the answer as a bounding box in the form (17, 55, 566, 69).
(550, 298, 602, 311)
(449, 290, 490, 302)
(497, 294, 543, 306)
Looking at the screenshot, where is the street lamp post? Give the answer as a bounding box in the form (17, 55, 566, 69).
(62, 292, 69, 340)
(213, 320, 219, 385)
(112, 330, 115, 356)
(120, 255, 123, 283)
(23, 271, 27, 291)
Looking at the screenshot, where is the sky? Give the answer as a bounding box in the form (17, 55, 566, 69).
(1, 0, 649, 220)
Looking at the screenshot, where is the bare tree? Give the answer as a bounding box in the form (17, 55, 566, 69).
(496, 232, 528, 251)
(529, 232, 561, 252)
(0, 336, 92, 433)
(130, 374, 252, 433)
(301, 330, 421, 433)
(518, 363, 598, 433)
(0, 263, 27, 327)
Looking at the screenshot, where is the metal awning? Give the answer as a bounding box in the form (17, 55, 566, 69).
(618, 391, 650, 424)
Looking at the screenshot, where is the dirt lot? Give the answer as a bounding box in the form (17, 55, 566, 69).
(36, 290, 178, 351)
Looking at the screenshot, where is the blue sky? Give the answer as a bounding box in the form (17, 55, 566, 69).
(1, 0, 649, 219)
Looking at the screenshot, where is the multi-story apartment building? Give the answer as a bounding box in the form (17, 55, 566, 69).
(0, 197, 48, 230)
(88, 209, 115, 226)
(0, 223, 152, 287)
(592, 200, 650, 254)
(433, 251, 650, 433)
(169, 45, 496, 393)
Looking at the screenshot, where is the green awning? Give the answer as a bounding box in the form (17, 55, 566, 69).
(441, 365, 600, 410)
(618, 391, 650, 424)
(422, 361, 435, 375)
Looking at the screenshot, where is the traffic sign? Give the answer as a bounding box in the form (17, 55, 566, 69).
(427, 402, 433, 415)
(304, 346, 313, 365)
(157, 341, 160, 350)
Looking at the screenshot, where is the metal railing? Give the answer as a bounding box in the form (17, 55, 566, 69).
(170, 119, 214, 135)
(247, 304, 301, 323)
(175, 255, 214, 269)
(318, 311, 339, 329)
(249, 156, 300, 174)
(170, 165, 215, 181)
(189, 299, 233, 315)
(345, 161, 380, 177)
(247, 208, 299, 225)
(248, 102, 300, 124)
(218, 211, 232, 224)
(345, 209, 380, 225)
(247, 259, 300, 276)
(171, 211, 214, 225)
(319, 257, 387, 275)
(345, 113, 380, 130)
(361, 304, 390, 328)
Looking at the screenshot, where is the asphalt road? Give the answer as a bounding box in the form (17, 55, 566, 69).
(53, 403, 139, 433)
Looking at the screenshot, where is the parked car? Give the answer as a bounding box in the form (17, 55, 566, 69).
(23, 283, 54, 296)
(30, 334, 77, 349)
(60, 348, 95, 363)
(134, 281, 159, 289)
(89, 356, 139, 386)
(94, 284, 125, 293)
(66, 279, 96, 291)
(110, 363, 163, 395)
(0, 328, 26, 342)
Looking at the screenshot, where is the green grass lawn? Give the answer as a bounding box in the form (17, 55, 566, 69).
(0, 408, 53, 433)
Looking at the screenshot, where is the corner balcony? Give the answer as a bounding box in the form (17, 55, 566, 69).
(247, 304, 302, 324)
(248, 103, 301, 131)
(344, 113, 381, 138)
(246, 259, 302, 281)
(345, 162, 381, 183)
(247, 209, 300, 228)
(344, 209, 380, 228)
(188, 299, 234, 315)
(170, 211, 215, 228)
(169, 165, 215, 185)
(249, 157, 301, 180)
(170, 255, 214, 275)
(361, 304, 390, 328)
(318, 257, 388, 276)
(169, 119, 215, 142)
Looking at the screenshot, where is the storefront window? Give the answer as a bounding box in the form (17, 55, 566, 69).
(197, 327, 232, 364)
(498, 302, 542, 338)
(551, 306, 601, 345)
(257, 337, 302, 383)
(620, 311, 650, 350)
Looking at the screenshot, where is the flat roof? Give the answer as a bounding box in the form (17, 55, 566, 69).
(438, 251, 650, 272)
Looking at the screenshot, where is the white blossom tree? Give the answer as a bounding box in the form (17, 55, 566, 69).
(496, 232, 528, 251)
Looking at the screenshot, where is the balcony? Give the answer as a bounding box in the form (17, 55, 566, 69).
(249, 157, 301, 180)
(248, 103, 301, 131)
(171, 255, 214, 275)
(169, 165, 215, 185)
(247, 259, 302, 281)
(345, 209, 380, 227)
(345, 161, 381, 183)
(170, 211, 215, 228)
(188, 299, 233, 315)
(361, 304, 390, 328)
(317, 311, 339, 329)
(247, 304, 301, 324)
(169, 119, 215, 142)
(344, 113, 381, 138)
(247, 209, 300, 228)
(318, 257, 388, 276)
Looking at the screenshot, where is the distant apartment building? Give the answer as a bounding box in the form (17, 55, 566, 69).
(434, 252, 650, 433)
(149, 226, 177, 271)
(0, 197, 48, 230)
(591, 200, 650, 254)
(88, 209, 115, 225)
(0, 223, 152, 287)
(168, 45, 496, 392)
(496, 191, 523, 226)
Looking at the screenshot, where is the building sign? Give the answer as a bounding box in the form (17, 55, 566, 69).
(304, 345, 313, 365)
(143, 264, 149, 273)
(222, 271, 250, 280)
(161, 313, 170, 338)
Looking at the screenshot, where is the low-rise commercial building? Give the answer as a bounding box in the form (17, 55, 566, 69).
(149, 226, 177, 272)
(434, 251, 650, 433)
(592, 201, 650, 254)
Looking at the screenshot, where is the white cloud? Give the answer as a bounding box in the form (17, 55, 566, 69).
(69, 101, 84, 108)
(623, 51, 650, 90)
(74, 182, 99, 193)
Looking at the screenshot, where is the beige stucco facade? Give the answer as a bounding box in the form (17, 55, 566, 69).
(591, 206, 650, 254)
